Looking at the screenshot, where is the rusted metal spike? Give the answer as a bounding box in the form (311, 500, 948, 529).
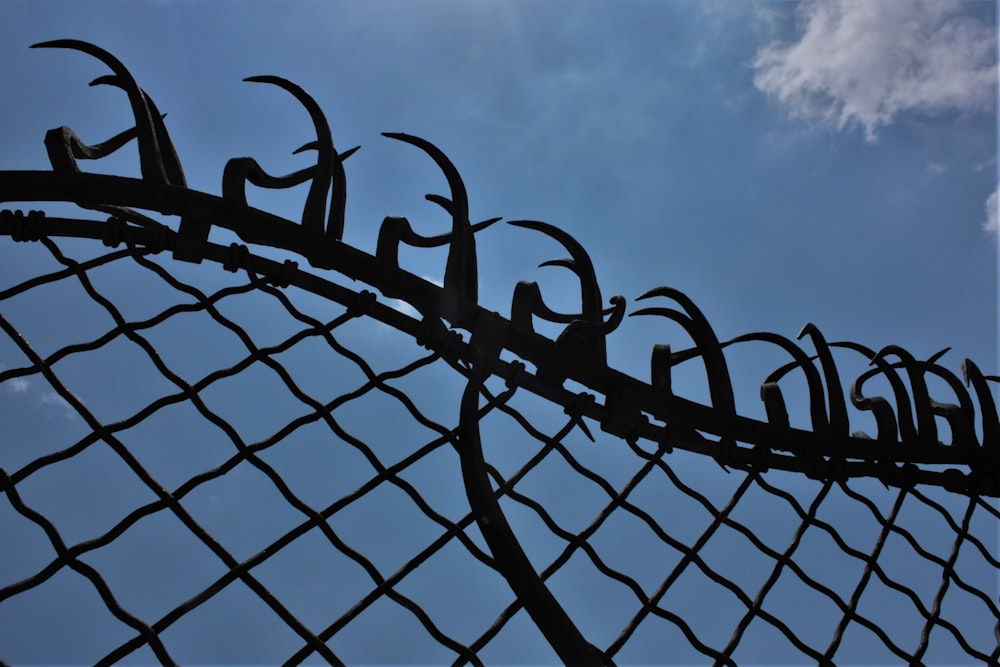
(963, 359, 1000, 449)
(798, 323, 849, 437)
(89, 75, 186, 186)
(849, 368, 900, 442)
(908, 358, 978, 448)
(725, 331, 829, 433)
(32, 39, 175, 185)
(425, 194, 500, 229)
(508, 219, 624, 375)
(633, 287, 736, 418)
(238, 76, 350, 240)
(508, 219, 606, 323)
(835, 341, 916, 444)
(873, 345, 937, 446)
(383, 132, 478, 315)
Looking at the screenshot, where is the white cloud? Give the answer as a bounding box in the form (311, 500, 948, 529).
(925, 162, 947, 175)
(387, 298, 420, 319)
(4, 378, 29, 393)
(421, 274, 444, 288)
(40, 391, 76, 419)
(974, 156, 998, 173)
(985, 188, 998, 234)
(383, 274, 441, 319)
(753, 0, 997, 141)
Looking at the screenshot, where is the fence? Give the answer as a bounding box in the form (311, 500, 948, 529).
(1, 40, 998, 665)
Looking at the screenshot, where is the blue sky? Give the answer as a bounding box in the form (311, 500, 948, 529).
(0, 1, 997, 665)
(1, 1, 994, 372)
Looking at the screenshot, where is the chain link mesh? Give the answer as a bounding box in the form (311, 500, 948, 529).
(1, 231, 998, 665)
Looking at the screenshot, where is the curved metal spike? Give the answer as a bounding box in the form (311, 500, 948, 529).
(962, 359, 1000, 449)
(293, 143, 360, 164)
(909, 359, 978, 448)
(383, 132, 470, 220)
(507, 219, 623, 370)
(426, 195, 501, 233)
(599, 295, 627, 335)
(834, 341, 915, 443)
(635, 287, 715, 322)
(927, 347, 951, 365)
(244, 76, 346, 239)
(425, 193, 453, 214)
(798, 323, 848, 437)
(850, 367, 900, 442)
(383, 132, 477, 310)
(427, 200, 500, 232)
(470, 217, 502, 233)
(507, 219, 603, 322)
(32, 39, 170, 184)
(725, 331, 829, 433)
(630, 290, 736, 417)
(292, 140, 318, 155)
(636, 286, 671, 302)
(88, 74, 186, 186)
(873, 345, 936, 445)
(539, 257, 576, 271)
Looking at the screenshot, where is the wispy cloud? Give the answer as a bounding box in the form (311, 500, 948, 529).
(387, 298, 420, 319)
(40, 391, 76, 420)
(752, 0, 997, 141)
(985, 189, 998, 234)
(974, 156, 998, 173)
(385, 274, 441, 319)
(4, 377, 30, 393)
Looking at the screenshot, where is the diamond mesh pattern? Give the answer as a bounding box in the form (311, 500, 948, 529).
(1, 233, 997, 665)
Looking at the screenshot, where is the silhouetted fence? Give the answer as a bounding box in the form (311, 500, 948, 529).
(1, 41, 997, 665)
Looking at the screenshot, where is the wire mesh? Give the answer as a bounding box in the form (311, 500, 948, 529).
(1, 230, 997, 665)
(0, 34, 996, 666)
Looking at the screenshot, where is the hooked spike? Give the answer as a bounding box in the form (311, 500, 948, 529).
(384, 132, 477, 314)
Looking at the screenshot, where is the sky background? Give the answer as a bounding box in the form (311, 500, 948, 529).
(0, 0, 996, 367)
(0, 1, 997, 665)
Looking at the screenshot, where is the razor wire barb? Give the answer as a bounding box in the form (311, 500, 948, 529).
(0, 40, 998, 665)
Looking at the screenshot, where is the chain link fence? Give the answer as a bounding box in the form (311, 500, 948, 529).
(1, 39, 998, 665)
(0, 226, 996, 665)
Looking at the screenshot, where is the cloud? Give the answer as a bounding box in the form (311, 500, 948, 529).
(384, 274, 441, 319)
(985, 189, 998, 234)
(387, 298, 420, 319)
(40, 391, 76, 420)
(974, 156, 998, 173)
(752, 0, 997, 141)
(4, 377, 30, 393)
